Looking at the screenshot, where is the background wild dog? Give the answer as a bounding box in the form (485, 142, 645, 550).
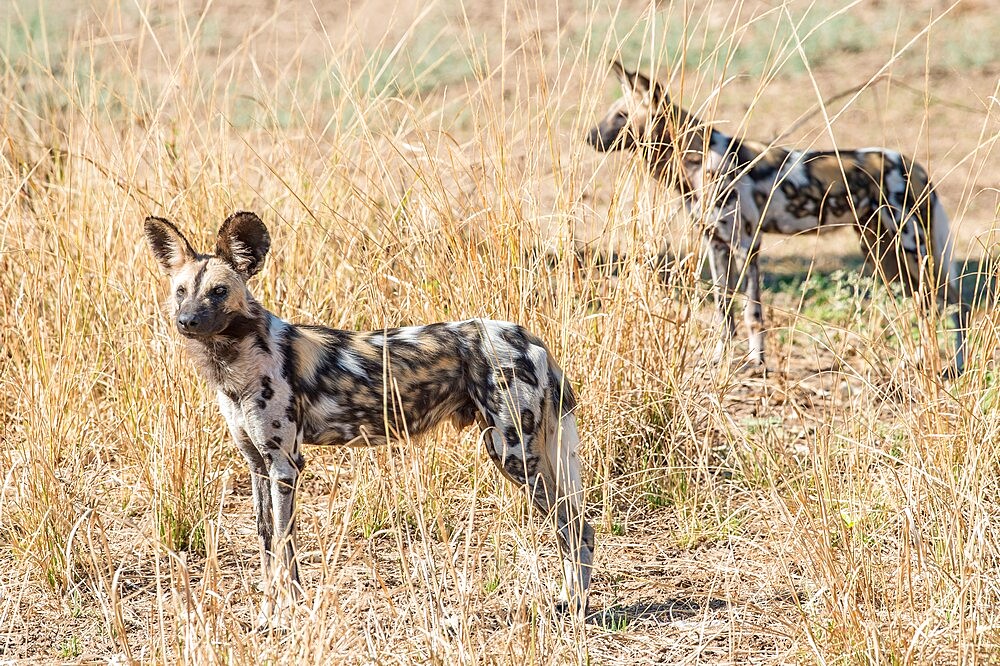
(144, 211, 594, 624)
(587, 61, 969, 376)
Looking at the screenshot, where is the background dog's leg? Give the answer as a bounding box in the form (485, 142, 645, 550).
(896, 210, 958, 376)
(738, 244, 765, 367)
(946, 280, 970, 376)
(928, 274, 971, 378)
(708, 238, 737, 362)
(932, 199, 968, 376)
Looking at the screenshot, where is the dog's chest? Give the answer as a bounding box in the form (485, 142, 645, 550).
(683, 149, 727, 198)
(216, 360, 295, 436)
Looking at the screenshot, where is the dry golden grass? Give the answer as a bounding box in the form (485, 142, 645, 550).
(2, 0, 1000, 663)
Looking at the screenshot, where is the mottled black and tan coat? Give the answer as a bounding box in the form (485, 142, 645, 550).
(588, 62, 969, 375)
(144, 212, 594, 624)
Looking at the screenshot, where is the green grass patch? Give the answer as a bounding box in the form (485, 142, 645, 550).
(580, 2, 883, 80)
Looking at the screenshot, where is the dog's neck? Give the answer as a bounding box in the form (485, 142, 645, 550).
(183, 298, 275, 396)
(643, 104, 738, 197)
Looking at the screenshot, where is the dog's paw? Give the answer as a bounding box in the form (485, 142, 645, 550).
(254, 613, 292, 636)
(254, 609, 272, 634)
(254, 601, 294, 635)
(554, 597, 588, 622)
(736, 358, 768, 378)
(940, 364, 963, 381)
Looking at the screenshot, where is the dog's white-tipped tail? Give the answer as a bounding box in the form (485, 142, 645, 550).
(543, 356, 593, 618)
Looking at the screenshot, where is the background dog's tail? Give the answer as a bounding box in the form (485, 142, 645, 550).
(930, 195, 958, 296)
(930, 195, 970, 375)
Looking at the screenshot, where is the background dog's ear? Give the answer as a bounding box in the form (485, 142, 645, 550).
(215, 211, 271, 277)
(144, 216, 197, 275)
(611, 60, 662, 104)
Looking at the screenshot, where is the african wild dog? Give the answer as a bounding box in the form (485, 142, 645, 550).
(143, 211, 595, 624)
(587, 62, 969, 375)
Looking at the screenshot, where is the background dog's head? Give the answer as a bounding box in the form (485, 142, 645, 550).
(586, 61, 665, 152)
(144, 212, 270, 339)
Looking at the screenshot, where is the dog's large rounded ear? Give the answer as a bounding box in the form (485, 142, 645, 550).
(215, 211, 271, 277)
(144, 216, 197, 275)
(610, 60, 630, 83)
(611, 60, 662, 104)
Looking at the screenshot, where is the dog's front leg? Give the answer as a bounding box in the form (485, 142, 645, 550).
(736, 241, 765, 368)
(264, 427, 304, 603)
(219, 397, 275, 591)
(242, 441, 287, 634)
(243, 408, 303, 629)
(235, 431, 274, 582)
(707, 237, 737, 362)
(220, 397, 279, 629)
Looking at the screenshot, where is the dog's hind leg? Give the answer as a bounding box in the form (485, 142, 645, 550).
(894, 196, 968, 377)
(541, 358, 593, 615)
(482, 420, 594, 617)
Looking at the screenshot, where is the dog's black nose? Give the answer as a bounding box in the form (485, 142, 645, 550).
(586, 127, 607, 151)
(177, 313, 199, 331)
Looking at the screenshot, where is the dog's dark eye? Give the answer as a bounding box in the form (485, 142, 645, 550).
(683, 151, 703, 165)
(211, 285, 229, 297)
(175, 286, 187, 297)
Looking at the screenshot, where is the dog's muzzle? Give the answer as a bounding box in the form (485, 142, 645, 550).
(175, 309, 224, 338)
(586, 127, 607, 151)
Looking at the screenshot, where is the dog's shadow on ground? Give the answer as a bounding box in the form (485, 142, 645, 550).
(587, 597, 729, 628)
(758, 253, 867, 294)
(758, 253, 996, 308)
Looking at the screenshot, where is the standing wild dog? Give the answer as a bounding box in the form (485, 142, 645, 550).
(144, 211, 594, 624)
(587, 62, 969, 375)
